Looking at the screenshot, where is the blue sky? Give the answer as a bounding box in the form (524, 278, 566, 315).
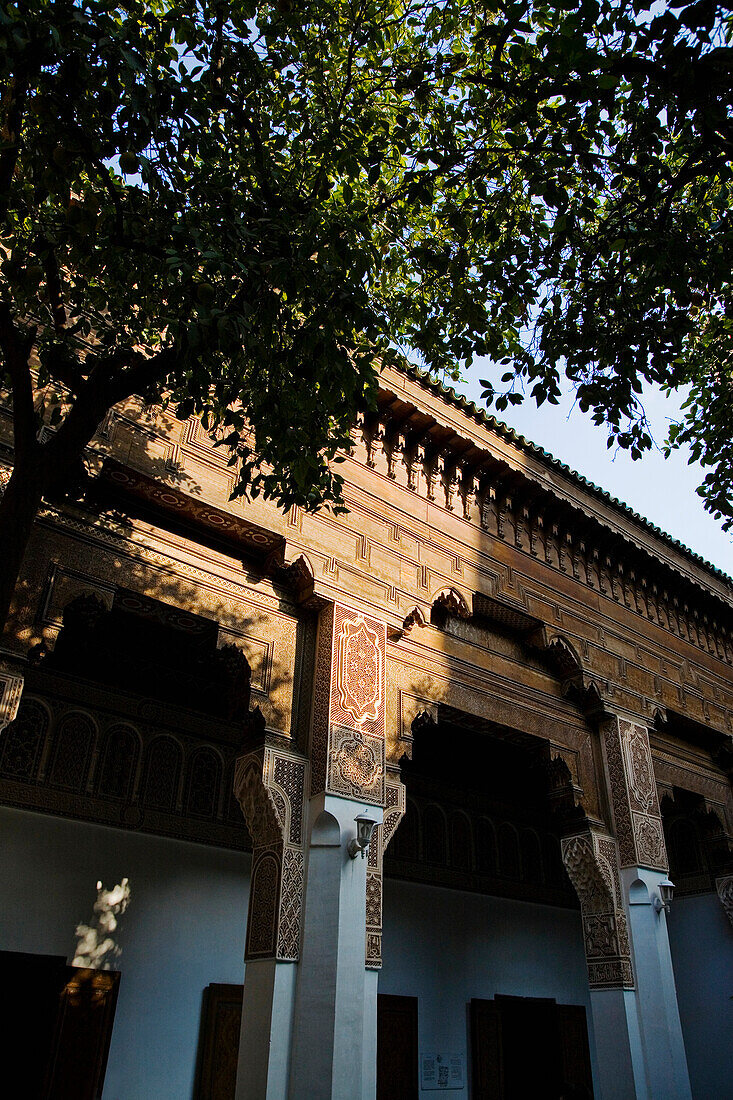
(452, 369, 733, 576)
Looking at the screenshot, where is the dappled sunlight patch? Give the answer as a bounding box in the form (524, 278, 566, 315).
(72, 878, 131, 970)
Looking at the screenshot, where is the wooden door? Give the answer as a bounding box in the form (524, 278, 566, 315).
(470, 998, 503, 1099)
(557, 1004, 594, 1098)
(470, 996, 594, 1100)
(0, 952, 119, 1100)
(43, 968, 120, 1099)
(194, 983, 243, 1100)
(377, 993, 419, 1100)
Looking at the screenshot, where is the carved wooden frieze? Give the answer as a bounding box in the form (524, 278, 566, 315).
(234, 742, 308, 962)
(561, 829, 634, 990)
(311, 603, 387, 806)
(602, 717, 668, 871)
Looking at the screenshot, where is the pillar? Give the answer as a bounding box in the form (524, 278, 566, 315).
(288, 603, 396, 1100)
(564, 713, 693, 1100)
(234, 736, 308, 1100)
(561, 828, 644, 1100)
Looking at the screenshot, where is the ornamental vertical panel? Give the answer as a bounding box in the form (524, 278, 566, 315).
(310, 603, 387, 806)
(602, 716, 668, 871)
(366, 774, 406, 968)
(234, 744, 308, 962)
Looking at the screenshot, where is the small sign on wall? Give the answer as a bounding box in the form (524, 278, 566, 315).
(420, 1052, 465, 1090)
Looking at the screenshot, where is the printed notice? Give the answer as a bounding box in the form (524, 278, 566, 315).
(420, 1052, 465, 1090)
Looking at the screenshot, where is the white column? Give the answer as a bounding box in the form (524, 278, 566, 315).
(288, 794, 383, 1100)
(588, 987, 647, 1100)
(236, 960, 297, 1100)
(623, 868, 692, 1100)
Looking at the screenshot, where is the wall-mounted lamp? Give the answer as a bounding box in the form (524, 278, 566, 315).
(348, 814, 378, 859)
(653, 877, 675, 915)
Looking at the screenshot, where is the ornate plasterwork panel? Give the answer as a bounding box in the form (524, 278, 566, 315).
(365, 774, 406, 969)
(603, 717, 668, 871)
(561, 830, 634, 990)
(234, 744, 308, 962)
(310, 603, 387, 806)
(0, 661, 24, 733)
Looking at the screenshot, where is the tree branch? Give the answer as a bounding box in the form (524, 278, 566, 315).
(0, 303, 38, 466)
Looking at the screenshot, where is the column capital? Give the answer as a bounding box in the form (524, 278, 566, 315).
(561, 827, 634, 990)
(234, 737, 308, 963)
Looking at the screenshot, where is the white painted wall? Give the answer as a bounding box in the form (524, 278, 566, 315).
(1, 805, 728, 1100)
(379, 878, 598, 1097)
(667, 894, 733, 1100)
(0, 806, 250, 1100)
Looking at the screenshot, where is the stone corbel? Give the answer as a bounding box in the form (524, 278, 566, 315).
(0, 658, 24, 733)
(234, 737, 309, 962)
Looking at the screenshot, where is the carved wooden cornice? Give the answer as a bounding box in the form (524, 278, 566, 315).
(361, 380, 733, 671)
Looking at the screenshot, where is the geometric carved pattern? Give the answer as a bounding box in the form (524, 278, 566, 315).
(0, 698, 49, 780)
(234, 742, 308, 961)
(561, 830, 634, 989)
(603, 717, 668, 872)
(311, 603, 387, 806)
(142, 735, 182, 812)
(48, 712, 95, 791)
(716, 874, 733, 929)
(365, 775, 406, 969)
(0, 660, 24, 732)
(0, 684, 248, 850)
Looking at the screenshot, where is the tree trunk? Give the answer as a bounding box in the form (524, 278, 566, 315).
(0, 459, 46, 637)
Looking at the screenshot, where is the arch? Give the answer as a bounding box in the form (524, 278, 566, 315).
(185, 746, 223, 819)
(311, 810, 340, 847)
(520, 827, 544, 884)
(48, 711, 96, 791)
(498, 821, 521, 879)
(97, 723, 140, 801)
(450, 810, 473, 872)
(423, 803, 448, 865)
(0, 698, 50, 781)
(629, 878, 651, 906)
(545, 634, 584, 680)
(430, 586, 471, 624)
(475, 817, 497, 875)
(142, 735, 183, 811)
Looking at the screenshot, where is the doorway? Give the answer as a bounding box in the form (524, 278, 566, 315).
(471, 995, 593, 1099)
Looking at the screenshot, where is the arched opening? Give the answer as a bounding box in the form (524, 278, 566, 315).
(380, 705, 592, 1099)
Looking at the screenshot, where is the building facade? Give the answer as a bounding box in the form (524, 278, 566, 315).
(0, 363, 732, 1099)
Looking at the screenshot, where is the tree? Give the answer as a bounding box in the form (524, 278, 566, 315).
(2, 0, 732, 634)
